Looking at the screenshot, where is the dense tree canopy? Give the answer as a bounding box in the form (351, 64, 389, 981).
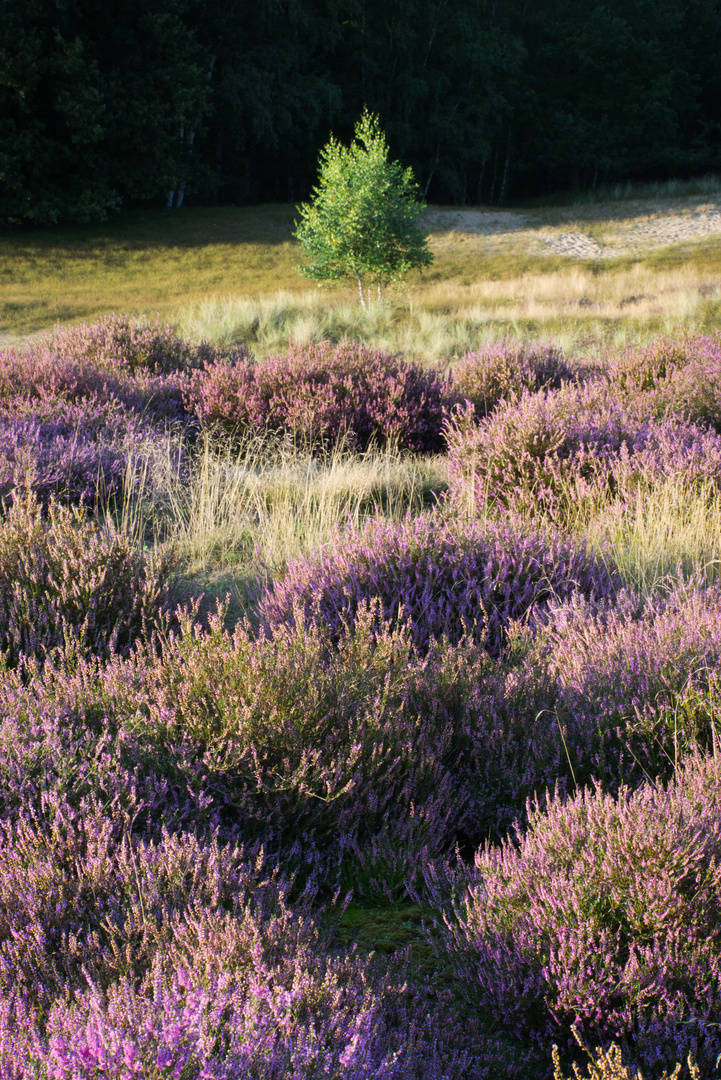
(1, 0, 720, 226)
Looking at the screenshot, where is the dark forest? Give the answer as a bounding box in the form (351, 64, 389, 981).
(2, 0, 720, 226)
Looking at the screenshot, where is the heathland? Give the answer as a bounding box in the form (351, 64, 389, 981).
(1, 187, 721, 1078)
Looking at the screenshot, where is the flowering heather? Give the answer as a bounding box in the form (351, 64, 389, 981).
(0, 792, 478, 1080)
(607, 333, 721, 433)
(0, 592, 613, 876)
(0, 955, 477, 1079)
(41, 314, 218, 376)
(538, 581, 721, 789)
(186, 338, 448, 452)
(0, 320, 210, 506)
(449, 339, 578, 419)
(0, 318, 212, 426)
(258, 512, 617, 657)
(0, 606, 472, 864)
(0, 492, 178, 667)
(0, 398, 185, 508)
(429, 752, 721, 1078)
(444, 379, 721, 525)
(607, 333, 721, 392)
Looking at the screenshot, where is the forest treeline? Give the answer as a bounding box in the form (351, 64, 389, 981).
(2, 0, 720, 227)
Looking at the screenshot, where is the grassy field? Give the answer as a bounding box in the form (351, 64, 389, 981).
(3, 187, 721, 361)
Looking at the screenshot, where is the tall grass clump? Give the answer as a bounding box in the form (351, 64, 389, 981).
(167, 432, 446, 582)
(585, 474, 721, 593)
(0, 491, 178, 667)
(552, 1036, 698, 1080)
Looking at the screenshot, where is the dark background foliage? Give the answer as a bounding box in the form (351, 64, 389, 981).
(1, 0, 720, 226)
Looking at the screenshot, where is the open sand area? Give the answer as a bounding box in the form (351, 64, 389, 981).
(423, 197, 721, 259)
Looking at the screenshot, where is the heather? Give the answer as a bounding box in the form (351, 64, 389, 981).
(258, 513, 617, 657)
(606, 333, 721, 433)
(428, 753, 721, 1078)
(0, 800, 475, 1078)
(449, 339, 579, 420)
(0, 603, 574, 873)
(466, 581, 721, 801)
(0, 318, 206, 510)
(444, 379, 721, 527)
(0, 492, 178, 667)
(186, 338, 448, 452)
(3, 317, 721, 1079)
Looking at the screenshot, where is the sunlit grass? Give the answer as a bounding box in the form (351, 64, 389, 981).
(172, 261, 721, 365)
(107, 431, 448, 624)
(3, 196, 721, 362)
(0, 205, 303, 341)
(584, 475, 721, 596)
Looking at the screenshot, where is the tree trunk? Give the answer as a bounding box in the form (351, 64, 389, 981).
(425, 143, 441, 198)
(357, 274, 367, 309)
(489, 150, 498, 204)
(499, 133, 511, 205)
(476, 159, 486, 204)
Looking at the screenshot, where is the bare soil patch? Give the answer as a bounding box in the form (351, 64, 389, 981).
(423, 198, 721, 260)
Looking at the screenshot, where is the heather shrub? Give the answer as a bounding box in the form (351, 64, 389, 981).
(0, 492, 178, 667)
(444, 382, 646, 522)
(0, 399, 186, 509)
(0, 322, 201, 427)
(541, 582, 721, 786)
(444, 381, 721, 526)
(258, 512, 617, 657)
(449, 339, 577, 420)
(608, 333, 721, 434)
(0, 795, 291, 1004)
(0, 599, 604, 878)
(10, 606, 475, 868)
(431, 581, 721, 812)
(0, 950, 477, 1079)
(606, 334, 709, 393)
(43, 314, 219, 376)
(429, 752, 721, 1078)
(0, 793, 478, 1080)
(186, 337, 448, 452)
(0, 319, 205, 508)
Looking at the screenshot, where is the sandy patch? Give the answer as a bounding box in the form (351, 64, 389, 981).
(422, 208, 528, 235)
(423, 199, 721, 260)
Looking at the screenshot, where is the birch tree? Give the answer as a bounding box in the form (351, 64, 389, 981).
(294, 109, 432, 308)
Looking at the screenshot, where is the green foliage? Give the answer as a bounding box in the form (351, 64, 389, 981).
(294, 110, 432, 308)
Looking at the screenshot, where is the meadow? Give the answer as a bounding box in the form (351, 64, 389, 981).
(1, 190, 721, 1078)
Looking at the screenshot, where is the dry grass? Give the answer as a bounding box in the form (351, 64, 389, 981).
(584, 476, 721, 596)
(107, 432, 448, 621)
(172, 258, 721, 365)
(105, 417, 721, 623)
